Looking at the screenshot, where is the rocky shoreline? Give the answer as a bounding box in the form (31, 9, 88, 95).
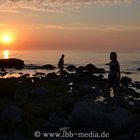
(0, 61, 139, 140)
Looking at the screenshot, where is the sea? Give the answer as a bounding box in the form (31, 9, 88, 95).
(0, 50, 140, 82)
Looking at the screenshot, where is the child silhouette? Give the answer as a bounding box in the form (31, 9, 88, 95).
(106, 52, 121, 105)
(58, 54, 65, 76)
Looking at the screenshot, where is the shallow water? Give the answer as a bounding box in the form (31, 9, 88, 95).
(0, 50, 139, 81)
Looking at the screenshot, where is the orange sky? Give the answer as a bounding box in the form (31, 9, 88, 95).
(0, 0, 140, 50)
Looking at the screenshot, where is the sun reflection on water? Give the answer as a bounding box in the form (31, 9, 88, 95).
(4, 50, 9, 59)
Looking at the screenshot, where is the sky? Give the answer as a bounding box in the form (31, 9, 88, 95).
(0, 0, 140, 50)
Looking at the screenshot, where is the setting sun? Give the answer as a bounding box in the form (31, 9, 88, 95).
(3, 35, 11, 43)
(1, 34, 13, 45)
(0, 31, 15, 45)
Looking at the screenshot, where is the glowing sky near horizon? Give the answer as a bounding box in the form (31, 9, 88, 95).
(0, 0, 140, 50)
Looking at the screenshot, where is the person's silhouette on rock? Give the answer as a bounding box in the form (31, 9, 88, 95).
(58, 54, 65, 76)
(105, 52, 121, 105)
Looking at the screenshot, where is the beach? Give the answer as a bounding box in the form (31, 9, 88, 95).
(0, 0, 140, 139)
(0, 50, 139, 139)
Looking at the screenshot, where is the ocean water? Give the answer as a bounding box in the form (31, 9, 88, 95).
(0, 50, 140, 81)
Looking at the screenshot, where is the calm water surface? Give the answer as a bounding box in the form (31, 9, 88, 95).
(0, 50, 139, 81)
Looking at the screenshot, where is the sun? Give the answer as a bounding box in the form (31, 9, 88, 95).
(0, 32, 14, 45)
(3, 35, 11, 43)
(2, 35, 13, 44)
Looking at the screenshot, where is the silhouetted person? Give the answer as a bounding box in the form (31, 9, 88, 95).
(58, 54, 65, 76)
(105, 52, 121, 105)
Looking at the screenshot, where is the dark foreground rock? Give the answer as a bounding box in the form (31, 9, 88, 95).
(119, 86, 140, 98)
(121, 76, 132, 87)
(0, 58, 25, 69)
(70, 102, 133, 139)
(1, 105, 26, 124)
(132, 82, 140, 89)
(31, 87, 50, 96)
(0, 78, 18, 97)
(0, 66, 139, 139)
(38, 112, 69, 132)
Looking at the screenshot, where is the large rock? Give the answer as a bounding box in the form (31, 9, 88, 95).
(121, 76, 132, 87)
(118, 86, 140, 98)
(40, 64, 55, 70)
(133, 100, 140, 113)
(0, 131, 28, 140)
(77, 66, 85, 72)
(45, 72, 58, 79)
(84, 64, 105, 74)
(31, 87, 50, 96)
(1, 105, 26, 123)
(48, 112, 69, 127)
(132, 83, 140, 89)
(97, 68, 106, 73)
(0, 58, 24, 68)
(70, 102, 133, 138)
(85, 64, 97, 72)
(0, 78, 18, 97)
(38, 112, 69, 132)
(66, 65, 76, 72)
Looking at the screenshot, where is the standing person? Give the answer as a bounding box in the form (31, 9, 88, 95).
(58, 54, 65, 76)
(105, 52, 121, 105)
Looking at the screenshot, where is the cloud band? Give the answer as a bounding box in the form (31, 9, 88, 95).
(0, 0, 135, 12)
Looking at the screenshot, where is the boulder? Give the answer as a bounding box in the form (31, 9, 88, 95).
(45, 72, 58, 79)
(20, 73, 30, 78)
(1, 105, 26, 123)
(85, 64, 97, 72)
(47, 112, 68, 127)
(0, 131, 28, 140)
(76, 66, 85, 74)
(38, 120, 59, 132)
(31, 87, 50, 96)
(70, 102, 133, 138)
(97, 68, 106, 73)
(121, 76, 132, 87)
(66, 65, 76, 71)
(132, 83, 140, 89)
(118, 86, 139, 97)
(133, 100, 140, 113)
(78, 85, 95, 96)
(38, 112, 69, 132)
(40, 64, 55, 70)
(35, 72, 46, 76)
(74, 72, 94, 82)
(77, 66, 85, 71)
(84, 64, 105, 74)
(123, 72, 132, 75)
(0, 78, 18, 97)
(0, 58, 24, 68)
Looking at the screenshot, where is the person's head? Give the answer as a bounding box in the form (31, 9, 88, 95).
(61, 54, 64, 58)
(110, 52, 117, 61)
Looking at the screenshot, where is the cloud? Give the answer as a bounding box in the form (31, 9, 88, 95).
(0, 24, 9, 28)
(0, 0, 135, 12)
(31, 23, 140, 31)
(105, 25, 140, 31)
